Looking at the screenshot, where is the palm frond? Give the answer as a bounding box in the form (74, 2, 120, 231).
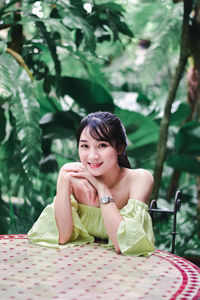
(10, 79, 42, 196)
(0, 61, 13, 104)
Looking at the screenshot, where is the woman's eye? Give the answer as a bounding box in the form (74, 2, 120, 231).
(80, 144, 88, 148)
(99, 143, 107, 148)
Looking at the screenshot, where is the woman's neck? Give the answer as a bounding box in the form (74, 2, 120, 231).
(98, 163, 122, 189)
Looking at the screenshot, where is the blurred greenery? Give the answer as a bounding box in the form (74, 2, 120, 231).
(0, 0, 199, 258)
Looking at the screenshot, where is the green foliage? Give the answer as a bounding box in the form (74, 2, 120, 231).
(167, 121, 200, 174)
(104, 0, 184, 105)
(45, 76, 114, 112)
(115, 106, 159, 166)
(153, 181, 200, 257)
(11, 81, 42, 183)
(0, 0, 134, 234)
(0, 200, 10, 234)
(0, 53, 42, 201)
(0, 59, 13, 104)
(0, 0, 199, 259)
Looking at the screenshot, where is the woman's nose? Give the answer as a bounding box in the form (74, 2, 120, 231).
(88, 148, 99, 160)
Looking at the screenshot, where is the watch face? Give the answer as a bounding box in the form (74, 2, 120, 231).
(102, 197, 109, 204)
(101, 196, 114, 204)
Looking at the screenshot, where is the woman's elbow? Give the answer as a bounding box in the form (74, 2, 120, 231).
(114, 244, 121, 254)
(58, 234, 71, 245)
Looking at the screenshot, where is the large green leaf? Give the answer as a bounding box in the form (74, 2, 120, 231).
(58, 4, 96, 53)
(0, 60, 13, 104)
(45, 76, 114, 112)
(170, 103, 191, 126)
(175, 121, 200, 155)
(39, 110, 81, 172)
(88, 2, 134, 41)
(33, 80, 62, 117)
(40, 110, 81, 140)
(167, 154, 200, 175)
(0, 0, 19, 18)
(0, 107, 6, 143)
(0, 41, 7, 54)
(0, 199, 10, 234)
(127, 143, 157, 160)
(10, 80, 42, 182)
(115, 107, 159, 158)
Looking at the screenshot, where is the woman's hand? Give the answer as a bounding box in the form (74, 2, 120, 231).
(69, 167, 110, 202)
(61, 163, 97, 204)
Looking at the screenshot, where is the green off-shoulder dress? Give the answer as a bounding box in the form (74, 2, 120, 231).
(27, 197, 155, 256)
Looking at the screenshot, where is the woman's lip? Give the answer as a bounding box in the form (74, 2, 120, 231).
(88, 162, 102, 168)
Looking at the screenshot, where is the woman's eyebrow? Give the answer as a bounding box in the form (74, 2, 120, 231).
(79, 139, 88, 143)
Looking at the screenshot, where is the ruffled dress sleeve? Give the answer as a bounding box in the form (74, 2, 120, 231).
(27, 197, 94, 249)
(110, 199, 155, 256)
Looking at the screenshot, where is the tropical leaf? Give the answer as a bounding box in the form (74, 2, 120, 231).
(0, 0, 19, 18)
(128, 143, 157, 160)
(115, 106, 159, 152)
(36, 20, 61, 79)
(33, 80, 62, 117)
(10, 80, 42, 184)
(0, 107, 6, 143)
(0, 61, 13, 104)
(87, 2, 133, 41)
(111, 1, 182, 103)
(0, 198, 10, 234)
(170, 102, 191, 126)
(167, 154, 200, 175)
(40, 110, 81, 140)
(175, 121, 200, 155)
(0, 41, 7, 54)
(44, 76, 114, 112)
(58, 4, 96, 53)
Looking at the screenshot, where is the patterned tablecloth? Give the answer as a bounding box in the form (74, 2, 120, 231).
(0, 235, 200, 300)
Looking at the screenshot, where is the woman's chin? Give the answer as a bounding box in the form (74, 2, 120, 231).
(87, 167, 103, 176)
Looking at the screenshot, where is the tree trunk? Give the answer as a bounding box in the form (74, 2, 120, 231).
(151, 0, 193, 200)
(166, 169, 181, 202)
(7, 2, 23, 53)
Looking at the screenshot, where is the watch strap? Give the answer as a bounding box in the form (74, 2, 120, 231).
(100, 196, 115, 204)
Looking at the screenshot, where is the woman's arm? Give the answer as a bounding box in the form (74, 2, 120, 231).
(97, 185, 123, 253)
(100, 170, 154, 252)
(70, 169, 123, 253)
(54, 169, 74, 245)
(55, 163, 98, 244)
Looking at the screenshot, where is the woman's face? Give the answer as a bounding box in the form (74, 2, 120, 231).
(78, 126, 119, 176)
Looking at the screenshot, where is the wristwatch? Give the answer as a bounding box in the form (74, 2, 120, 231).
(100, 196, 115, 205)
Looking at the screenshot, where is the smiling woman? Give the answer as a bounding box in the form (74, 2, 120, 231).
(27, 112, 155, 256)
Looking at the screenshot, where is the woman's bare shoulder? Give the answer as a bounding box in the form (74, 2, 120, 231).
(129, 168, 154, 182)
(126, 168, 154, 204)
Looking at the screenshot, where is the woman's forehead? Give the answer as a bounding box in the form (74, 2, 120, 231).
(80, 126, 91, 139)
(80, 126, 108, 142)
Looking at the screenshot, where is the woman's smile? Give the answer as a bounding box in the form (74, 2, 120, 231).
(88, 162, 103, 168)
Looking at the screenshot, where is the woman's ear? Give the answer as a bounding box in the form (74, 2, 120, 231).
(118, 146, 125, 156)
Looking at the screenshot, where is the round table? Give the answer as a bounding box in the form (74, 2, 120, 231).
(0, 235, 199, 299)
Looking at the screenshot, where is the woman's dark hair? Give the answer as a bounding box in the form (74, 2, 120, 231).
(76, 111, 131, 169)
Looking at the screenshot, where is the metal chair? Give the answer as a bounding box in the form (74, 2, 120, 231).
(148, 190, 182, 254)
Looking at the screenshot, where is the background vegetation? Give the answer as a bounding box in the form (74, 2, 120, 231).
(0, 0, 199, 258)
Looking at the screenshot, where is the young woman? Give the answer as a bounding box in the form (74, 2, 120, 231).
(28, 112, 155, 256)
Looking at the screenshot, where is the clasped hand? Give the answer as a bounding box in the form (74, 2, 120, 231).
(61, 162, 101, 204)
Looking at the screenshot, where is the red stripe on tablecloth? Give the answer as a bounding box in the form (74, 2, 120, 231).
(154, 250, 200, 300)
